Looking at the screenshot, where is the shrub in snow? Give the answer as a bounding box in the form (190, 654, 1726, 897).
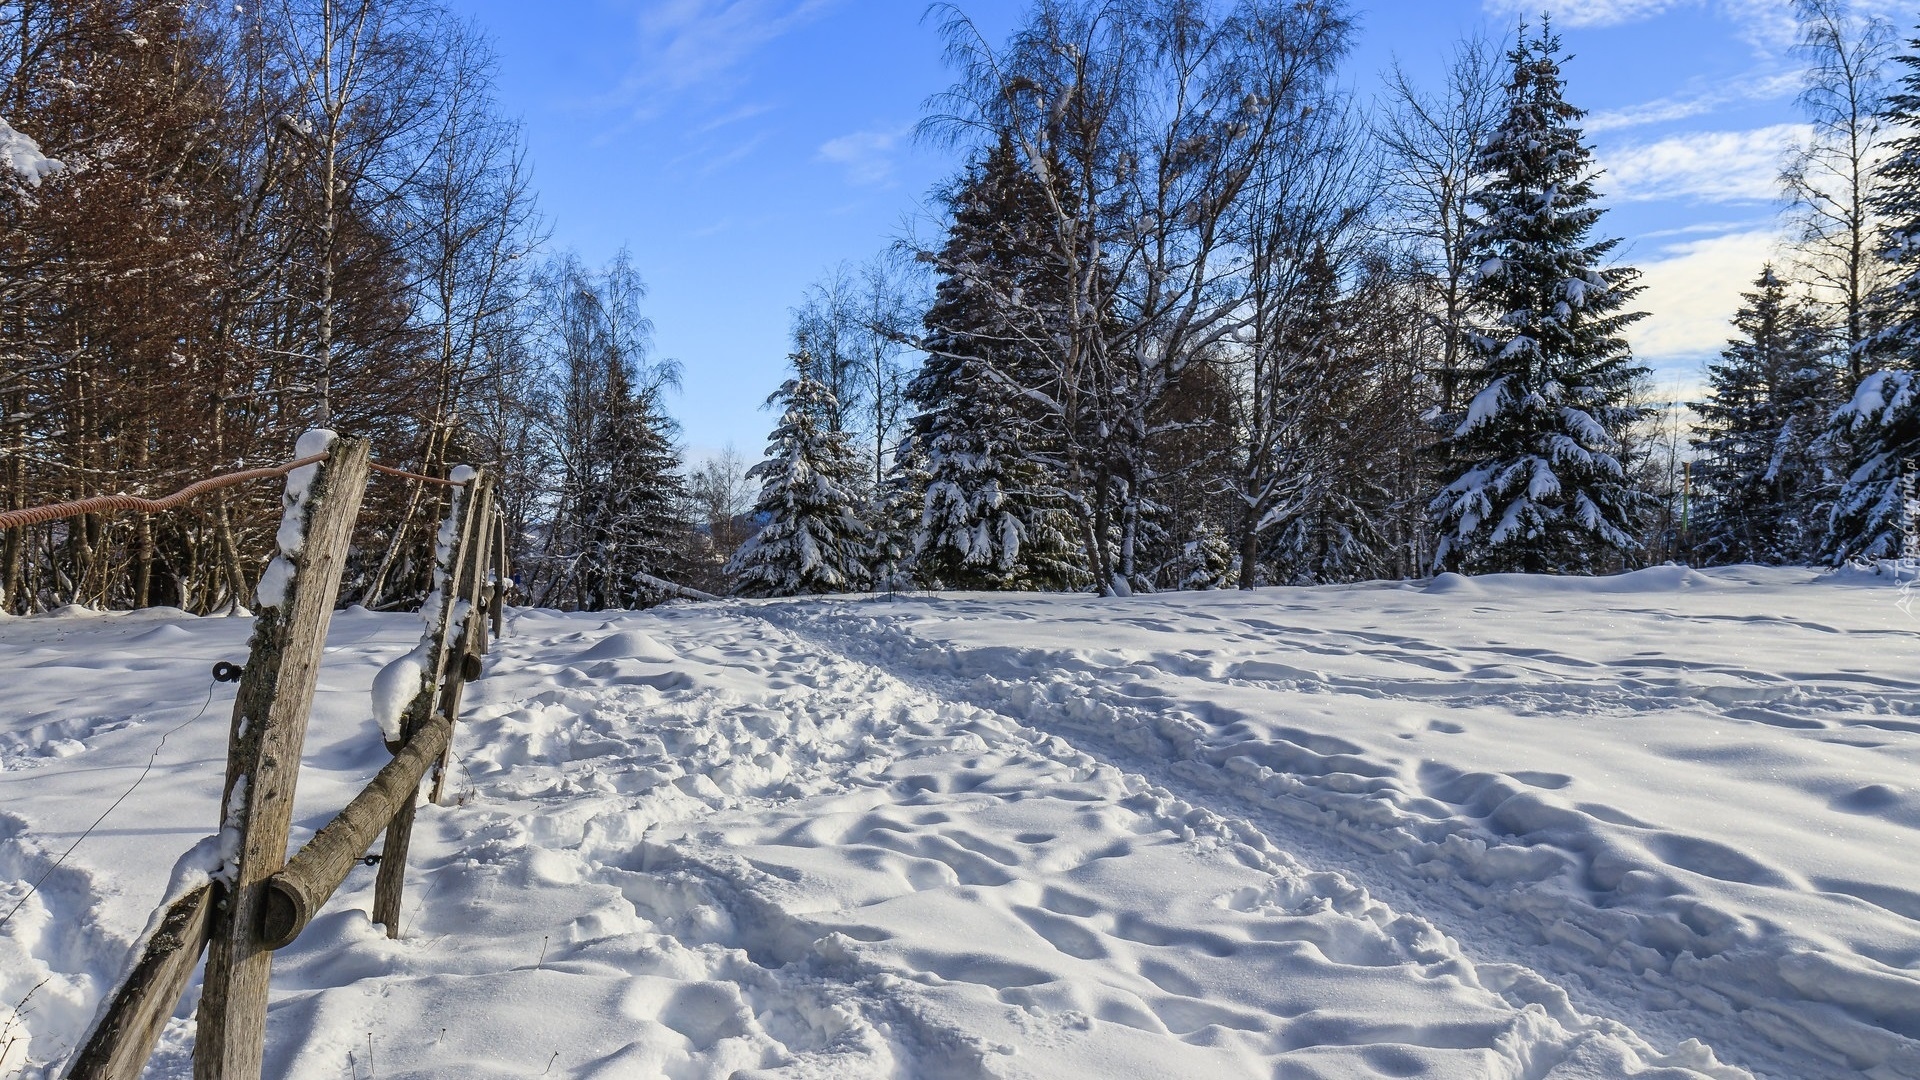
(1429, 29, 1651, 576)
(728, 351, 872, 596)
(1171, 524, 1237, 590)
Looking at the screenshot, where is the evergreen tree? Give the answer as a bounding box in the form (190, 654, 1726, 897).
(1172, 523, 1237, 590)
(1430, 29, 1652, 575)
(1256, 248, 1399, 585)
(579, 378, 688, 608)
(1691, 266, 1835, 564)
(1873, 24, 1920, 356)
(908, 130, 1086, 590)
(1824, 370, 1920, 561)
(869, 438, 928, 592)
(1823, 25, 1920, 563)
(728, 351, 872, 596)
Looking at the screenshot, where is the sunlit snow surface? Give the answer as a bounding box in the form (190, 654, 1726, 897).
(2, 567, 1918, 1078)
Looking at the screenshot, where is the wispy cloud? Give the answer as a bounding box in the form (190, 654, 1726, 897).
(607, 0, 842, 120)
(1482, 0, 1904, 55)
(1630, 226, 1787, 362)
(816, 126, 910, 186)
(1481, 0, 1682, 30)
(671, 130, 772, 177)
(695, 102, 777, 135)
(1600, 123, 1804, 203)
(1587, 71, 1800, 133)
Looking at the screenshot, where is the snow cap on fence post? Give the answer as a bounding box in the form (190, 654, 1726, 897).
(255, 429, 338, 610)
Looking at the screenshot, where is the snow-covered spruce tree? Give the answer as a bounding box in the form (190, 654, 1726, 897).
(1429, 29, 1652, 576)
(1823, 371, 1920, 561)
(1824, 28, 1920, 563)
(727, 351, 872, 596)
(1690, 266, 1835, 565)
(1870, 22, 1920, 354)
(908, 130, 1085, 590)
(869, 439, 928, 592)
(579, 380, 688, 609)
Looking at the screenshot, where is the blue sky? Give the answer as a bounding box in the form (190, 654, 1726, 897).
(445, 0, 1909, 459)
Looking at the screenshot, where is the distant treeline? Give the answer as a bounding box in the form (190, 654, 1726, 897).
(731, 0, 1920, 597)
(0, 0, 713, 613)
(5, 0, 1920, 614)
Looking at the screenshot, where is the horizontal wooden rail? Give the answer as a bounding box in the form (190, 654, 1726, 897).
(260, 714, 453, 950)
(65, 884, 214, 1080)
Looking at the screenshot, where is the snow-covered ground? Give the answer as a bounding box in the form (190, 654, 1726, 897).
(2, 566, 1917, 1078)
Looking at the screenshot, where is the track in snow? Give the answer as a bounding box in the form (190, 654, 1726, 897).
(756, 573, 1920, 1080)
(5, 571, 1914, 1078)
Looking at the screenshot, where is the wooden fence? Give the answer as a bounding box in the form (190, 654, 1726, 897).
(17, 432, 510, 1080)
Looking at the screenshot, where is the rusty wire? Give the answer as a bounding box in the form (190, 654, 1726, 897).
(0, 451, 479, 532)
(368, 461, 468, 488)
(0, 452, 332, 531)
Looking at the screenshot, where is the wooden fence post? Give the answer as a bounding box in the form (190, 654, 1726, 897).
(371, 469, 488, 935)
(194, 434, 369, 1080)
(427, 487, 495, 805)
(488, 511, 507, 641)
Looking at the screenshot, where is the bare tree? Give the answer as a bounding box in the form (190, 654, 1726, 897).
(1376, 34, 1505, 415)
(1782, 0, 1895, 385)
(363, 18, 542, 605)
(1228, 97, 1375, 586)
(926, 0, 1355, 595)
(791, 263, 864, 434)
(264, 0, 445, 426)
(686, 443, 754, 587)
(856, 255, 920, 495)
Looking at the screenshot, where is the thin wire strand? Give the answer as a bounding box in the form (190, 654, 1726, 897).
(0, 681, 220, 932)
(367, 462, 469, 488)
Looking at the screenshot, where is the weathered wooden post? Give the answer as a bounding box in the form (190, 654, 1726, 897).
(194, 432, 370, 1080)
(370, 468, 487, 935)
(488, 510, 508, 642)
(426, 485, 495, 806)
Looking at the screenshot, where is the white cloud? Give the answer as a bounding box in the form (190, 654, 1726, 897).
(610, 0, 842, 118)
(1587, 71, 1800, 133)
(1715, 0, 1798, 54)
(1629, 227, 1786, 363)
(816, 127, 909, 186)
(1482, 0, 1904, 56)
(1481, 0, 1682, 30)
(1599, 123, 1805, 203)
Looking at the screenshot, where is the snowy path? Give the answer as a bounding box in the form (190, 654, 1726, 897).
(764, 568, 1920, 1080)
(0, 568, 1914, 1078)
